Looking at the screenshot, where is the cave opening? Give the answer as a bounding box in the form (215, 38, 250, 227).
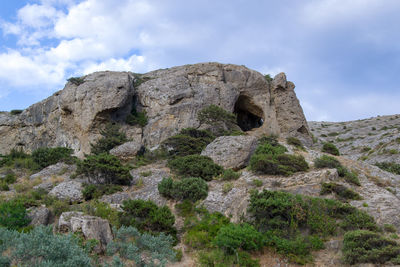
(234, 95, 264, 131)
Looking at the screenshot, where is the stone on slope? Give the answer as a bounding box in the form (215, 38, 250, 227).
(58, 211, 113, 253)
(49, 180, 83, 202)
(201, 135, 258, 170)
(27, 205, 51, 226)
(30, 162, 76, 181)
(109, 140, 142, 159)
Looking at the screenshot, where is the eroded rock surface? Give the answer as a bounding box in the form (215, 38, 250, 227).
(27, 205, 51, 226)
(201, 135, 258, 170)
(0, 63, 311, 156)
(49, 180, 83, 202)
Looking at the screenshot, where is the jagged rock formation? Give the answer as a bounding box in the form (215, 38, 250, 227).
(0, 63, 311, 157)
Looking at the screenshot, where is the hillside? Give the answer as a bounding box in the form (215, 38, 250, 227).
(0, 63, 400, 267)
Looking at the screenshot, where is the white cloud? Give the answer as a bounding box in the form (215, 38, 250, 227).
(82, 54, 154, 74)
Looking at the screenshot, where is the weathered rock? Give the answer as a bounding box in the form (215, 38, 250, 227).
(58, 211, 113, 253)
(33, 182, 55, 192)
(27, 205, 51, 226)
(0, 63, 311, 157)
(30, 162, 76, 181)
(49, 180, 83, 202)
(201, 135, 258, 170)
(109, 140, 142, 159)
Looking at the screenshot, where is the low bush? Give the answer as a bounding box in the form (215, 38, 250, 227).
(220, 169, 241, 180)
(161, 128, 215, 157)
(198, 248, 259, 267)
(249, 136, 308, 176)
(0, 200, 31, 230)
(106, 226, 176, 266)
(0, 148, 36, 169)
(119, 199, 176, 238)
(81, 201, 120, 228)
(90, 123, 127, 154)
(167, 155, 223, 181)
(126, 107, 148, 127)
(342, 230, 400, 264)
(197, 105, 242, 136)
(3, 173, 16, 184)
(315, 155, 360, 185)
(247, 189, 379, 264)
(67, 76, 85, 86)
(158, 177, 208, 202)
(32, 147, 74, 169)
(320, 183, 362, 200)
(77, 153, 132, 185)
(322, 142, 340, 156)
(0, 226, 92, 266)
(286, 137, 304, 149)
(214, 223, 264, 254)
(375, 162, 400, 175)
(82, 184, 123, 200)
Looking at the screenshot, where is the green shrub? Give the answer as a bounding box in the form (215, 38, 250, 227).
(10, 109, 23, 115)
(126, 107, 148, 127)
(384, 224, 397, 233)
(249, 136, 308, 176)
(185, 211, 230, 249)
(221, 169, 241, 180)
(198, 248, 259, 267)
(90, 123, 127, 154)
(197, 105, 241, 136)
(0, 182, 9, 191)
(322, 142, 340, 155)
(82, 201, 120, 228)
(214, 223, 264, 253)
(76, 153, 132, 185)
(314, 155, 360, 186)
(253, 179, 263, 187)
(32, 147, 74, 169)
(0, 200, 31, 230)
(106, 226, 176, 266)
(222, 182, 233, 194)
(161, 128, 215, 157)
(247, 189, 379, 264)
(320, 183, 362, 200)
(286, 137, 304, 149)
(158, 177, 208, 202)
(0, 226, 92, 266)
(119, 199, 176, 238)
(0, 148, 34, 169)
(342, 230, 400, 264)
(167, 155, 223, 181)
(375, 162, 400, 175)
(4, 173, 16, 184)
(67, 76, 85, 86)
(82, 184, 123, 200)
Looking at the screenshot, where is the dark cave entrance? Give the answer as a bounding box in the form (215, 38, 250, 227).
(234, 95, 264, 131)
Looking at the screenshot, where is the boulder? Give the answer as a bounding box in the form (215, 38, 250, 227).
(109, 140, 142, 159)
(58, 212, 113, 253)
(30, 162, 76, 181)
(27, 205, 51, 226)
(201, 135, 258, 170)
(49, 180, 83, 202)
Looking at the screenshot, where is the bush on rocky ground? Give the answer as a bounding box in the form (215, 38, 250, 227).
(158, 177, 208, 202)
(375, 162, 400, 175)
(198, 105, 242, 136)
(161, 128, 215, 157)
(76, 153, 132, 185)
(314, 155, 360, 185)
(320, 182, 362, 200)
(91, 123, 127, 155)
(0, 200, 31, 230)
(32, 147, 74, 169)
(82, 184, 123, 200)
(167, 154, 223, 181)
(322, 142, 340, 156)
(249, 136, 308, 176)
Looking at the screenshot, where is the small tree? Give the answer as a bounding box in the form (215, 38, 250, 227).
(91, 123, 127, 154)
(77, 153, 132, 185)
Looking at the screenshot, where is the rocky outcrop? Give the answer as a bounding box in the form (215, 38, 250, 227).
(201, 135, 258, 170)
(0, 63, 311, 156)
(49, 180, 83, 202)
(58, 212, 113, 253)
(30, 162, 76, 181)
(109, 140, 142, 159)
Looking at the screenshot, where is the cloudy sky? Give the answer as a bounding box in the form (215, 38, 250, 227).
(0, 0, 399, 121)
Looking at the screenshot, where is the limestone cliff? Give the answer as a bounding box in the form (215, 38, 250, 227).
(0, 62, 311, 156)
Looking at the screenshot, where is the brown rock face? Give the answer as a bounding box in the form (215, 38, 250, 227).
(0, 63, 311, 156)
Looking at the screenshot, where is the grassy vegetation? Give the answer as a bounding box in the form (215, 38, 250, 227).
(81, 184, 123, 200)
(286, 137, 304, 150)
(220, 168, 241, 180)
(158, 177, 208, 202)
(322, 142, 340, 156)
(126, 106, 148, 127)
(67, 76, 85, 86)
(320, 182, 362, 200)
(197, 105, 242, 136)
(375, 162, 400, 175)
(314, 155, 361, 186)
(90, 123, 127, 155)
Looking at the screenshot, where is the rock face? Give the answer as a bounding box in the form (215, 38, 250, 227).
(27, 205, 51, 226)
(58, 211, 113, 253)
(109, 140, 142, 159)
(0, 63, 311, 156)
(201, 135, 258, 170)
